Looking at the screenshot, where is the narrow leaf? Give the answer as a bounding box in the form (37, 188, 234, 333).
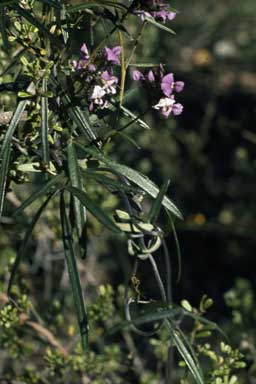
(145, 17, 176, 35)
(66, 186, 121, 234)
(171, 328, 204, 384)
(68, 105, 98, 144)
(166, 210, 182, 282)
(12, 173, 64, 217)
(108, 307, 180, 335)
(67, 1, 128, 13)
(82, 169, 140, 195)
(75, 145, 183, 219)
(0, 0, 18, 6)
(148, 179, 170, 224)
(0, 100, 28, 219)
(48, 76, 98, 144)
(67, 143, 86, 237)
(41, 77, 50, 166)
(38, 0, 61, 9)
(8, 193, 54, 295)
(121, 105, 150, 130)
(60, 193, 88, 351)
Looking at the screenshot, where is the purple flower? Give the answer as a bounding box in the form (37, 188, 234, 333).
(101, 71, 118, 94)
(101, 70, 118, 83)
(80, 43, 89, 59)
(73, 42, 95, 71)
(89, 85, 107, 111)
(153, 96, 183, 118)
(104, 46, 122, 65)
(134, 1, 176, 24)
(147, 70, 155, 82)
(131, 65, 184, 118)
(153, 10, 176, 23)
(132, 70, 144, 81)
(172, 102, 183, 116)
(161, 73, 184, 97)
(174, 81, 184, 93)
(161, 73, 174, 97)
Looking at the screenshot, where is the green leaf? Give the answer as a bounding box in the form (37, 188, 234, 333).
(0, 100, 28, 219)
(0, 48, 26, 77)
(108, 307, 180, 335)
(17, 91, 34, 98)
(183, 311, 226, 339)
(121, 105, 151, 130)
(75, 145, 183, 219)
(172, 328, 204, 384)
(181, 300, 193, 312)
(17, 161, 56, 173)
(166, 210, 182, 282)
(67, 143, 86, 238)
(67, 1, 128, 13)
(48, 76, 98, 144)
(115, 131, 141, 149)
(7, 193, 54, 295)
(82, 169, 140, 195)
(0, 0, 18, 6)
(68, 105, 98, 144)
(38, 0, 61, 9)
(12, 173, 65, 217)
(12, 5, 64, 48)
(60, 193, 88, 351)
(41, 78, 50, 167)
(66, 186, 121, 234)
(145, 16, 176, 35)
(148, 179, 170, 224)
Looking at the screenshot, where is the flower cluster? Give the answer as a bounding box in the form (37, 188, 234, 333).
(134, 0, 176, 23)
(72, 43, 122, 112)
(132, 65, 184, 118)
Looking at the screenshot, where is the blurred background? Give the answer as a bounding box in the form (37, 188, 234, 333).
(120, 0, 256, 313)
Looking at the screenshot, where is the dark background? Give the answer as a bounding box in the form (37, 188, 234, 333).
(116, 0, 256, 317)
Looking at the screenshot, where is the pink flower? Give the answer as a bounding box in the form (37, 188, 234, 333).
(104, 46, 122, 65)
(161, 73, 184, 97)
(101, 71, 118, 94)
(72, 43, 96, 71)
(147, 70, 155, 82)
(132, 70, 144, 81)
(153, 96, 183, 118)
(134, 1, 176, 24)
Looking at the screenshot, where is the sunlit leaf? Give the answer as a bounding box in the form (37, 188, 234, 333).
(12, 4, 64, 48)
